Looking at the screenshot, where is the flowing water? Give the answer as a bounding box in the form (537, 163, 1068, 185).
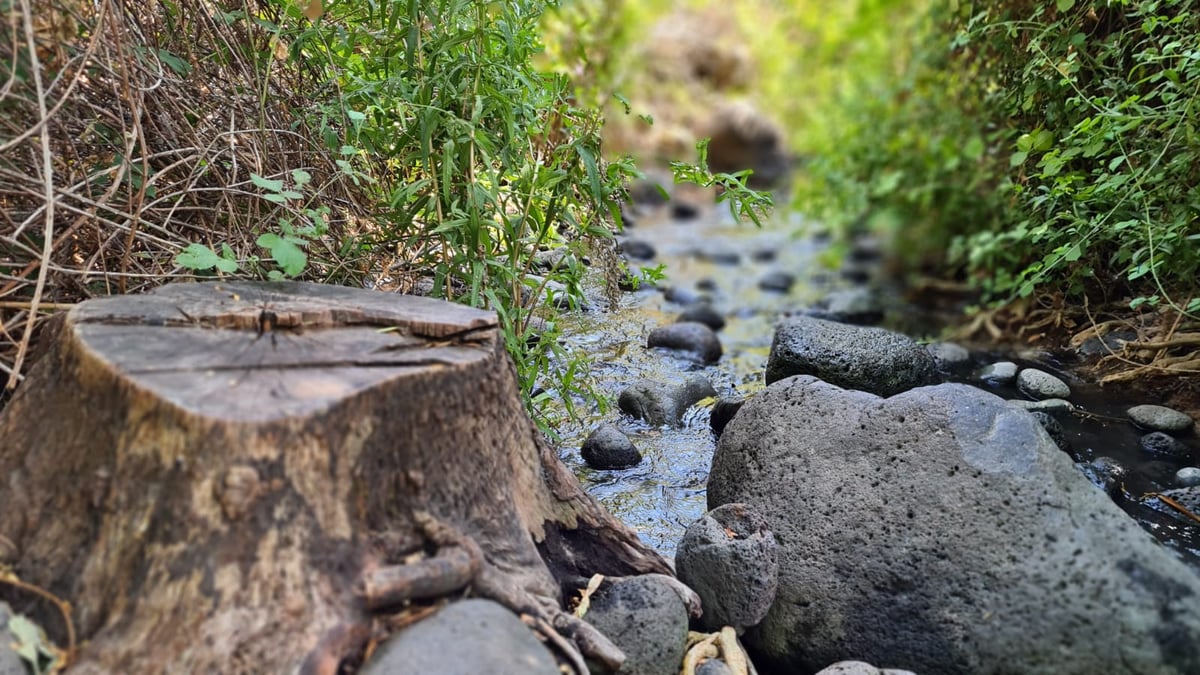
(544, 198, 1200, 565)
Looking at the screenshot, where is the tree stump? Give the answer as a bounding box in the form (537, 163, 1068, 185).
(0, 281, 670, 673)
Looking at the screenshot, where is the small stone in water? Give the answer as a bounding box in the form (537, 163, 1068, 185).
(1177, 467, 1200, 487)
(1139, 432, 1192, 460)
(648, 322, 723, 364)
(1017, 368, 1071, 400)
(926, 342, 971, 372)
(979, 361, 1018, 386)
(758, 271, 795, 293)
(1008, 398, 1073, 414)
(1127, 404, 1195, 433)
(677, 304, 726, 331)
(581, 424, 641, 470)
(619, 238, 656, 261)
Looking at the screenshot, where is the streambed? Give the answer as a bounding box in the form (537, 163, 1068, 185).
(545, 196, 1200, 565)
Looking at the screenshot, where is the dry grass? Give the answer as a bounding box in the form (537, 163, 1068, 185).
(1, 0, 375, 390)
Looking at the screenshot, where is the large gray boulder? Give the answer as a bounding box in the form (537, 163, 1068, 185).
(765, 316, 936, 396)
(708, 376, 1200, 674)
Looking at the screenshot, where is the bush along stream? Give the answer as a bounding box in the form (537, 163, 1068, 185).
(539, 177, 1200, 674)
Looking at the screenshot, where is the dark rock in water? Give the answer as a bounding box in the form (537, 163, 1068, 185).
(1017, 368, 1071, 400)
(648, 322, 723, 364)
(581, 424, 642, 470)
(806, 287, 883, 325)
(926, 342, 971, 374)
(676, 503, 779, 632)
(583, 576, 690, 675)
(709, 397, 745, 437)
(1077, 329, 1137, 357)
(696, 278, 719, 291)
(757, 271, 795, 293)
(1128, 404, 1195, 434)
(848, 236, 884, 262)
(677, 304, 726, 331)
(751, 248, 777, 263)
(620, 238, 657, 261)
(978, 361, 1018, 386)
(839, 263, 873, 285)
(360, 599, 559, 675)
(765, 316, 937, 396)
(1178, 467, 1200, 487)
(709, 377, 1200, 675)
(663, 285, 706, 306)
(1080, 456, 1128, 499)
(1140, 432, 1193, 460)
(619, 203, 638, 229)
(1030, 411, 1070, 452)
(618, 375, 717, 428)
(672, 200, 701, 220)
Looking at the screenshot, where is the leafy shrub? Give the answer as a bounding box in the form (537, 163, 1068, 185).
(804, 0, 1200, 316)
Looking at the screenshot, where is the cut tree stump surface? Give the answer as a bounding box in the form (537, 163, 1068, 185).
(0, 281, 669, 674)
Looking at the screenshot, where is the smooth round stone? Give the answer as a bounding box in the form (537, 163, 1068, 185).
(1008, 398, 1073, 414)
(677, 304, 726, 331)
(1139, 432, 1192, 460)
(979, 361, 1018, 386)
(619, 239, 657, 261)
(1177, 467, 1200, 487)
(1127, 404, 1195, 433)
(581, 424, 642, 470)
(1017, 368, 1071, 400)
(926, 342, 971, 371)
(758, 271, 795, 293)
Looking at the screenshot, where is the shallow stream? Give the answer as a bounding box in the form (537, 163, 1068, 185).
(545, 197, 1200, 565)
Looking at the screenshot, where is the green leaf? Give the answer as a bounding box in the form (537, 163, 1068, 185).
(1010, 151, 1028, 166)
(9, 614, 54, 675)
(250, 172, 284, 192)
(963, 135, 985, 160)
(176, 243, 238, 273)
(257, 233, 307, 276)
(1056, 0, 1075, 12)
(157, 49, 192, 77)
(291, 169, 312, 188)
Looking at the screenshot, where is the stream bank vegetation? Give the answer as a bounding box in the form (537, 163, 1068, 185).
(797, 0, 1200, 388)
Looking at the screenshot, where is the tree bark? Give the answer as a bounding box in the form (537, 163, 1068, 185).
(0, 280, 669, 673)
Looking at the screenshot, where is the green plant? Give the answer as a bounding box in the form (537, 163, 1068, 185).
(670, 139, 774, 227)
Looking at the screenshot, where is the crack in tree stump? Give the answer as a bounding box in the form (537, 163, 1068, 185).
(0, 281, 670, 673)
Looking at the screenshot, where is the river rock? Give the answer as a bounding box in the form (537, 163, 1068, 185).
(1077, 329, 1137, 357)
(581, 424, 642, 470)
(815, 662, 918, 675)
(695, 659, 735, 675)
(672, 200, 701, 220)
(1079, 456, 1128, 499)
(629, 175, 671, 206)
(677, 304, 726, 331)
(620, 239, 657, 261)
(757, 271, 795, 293)
(663, 285, 706, 306)
(1176, 467, 1200, 487)
(0, 602, 26, 675)
(703, 101, 791, 189)
(1128, 404, 1195, 434)
(648, 322, 723, 364)
(359, 599, 559, 675)
(764, 316, 937, 396)
(709, 397, 745, 437)
(583, 576, 690, 675)
(618, 375, 717, 428)
(1008, 398, 1073, 414)
(694, 248, 741, 266)
(926, 342, 971, 373)
(1140, 432, 1192, 460)
(1030, 411, 1070, 452)
(1016, 368, 1071, 400)
(807, 287, 883, 325)
(675, 503, 779, 632)
(978, 361, 1018, 386)
(709, 376, 1200, 674)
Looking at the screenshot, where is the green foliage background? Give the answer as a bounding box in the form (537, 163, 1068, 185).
(802, 0, 1200, 316)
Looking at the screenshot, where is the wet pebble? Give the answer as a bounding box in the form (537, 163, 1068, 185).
(1177, 467, 1200, 487)
(1139, 432, 1192, 460)
(979, 361, 1018, 386)
(663, 285, 706, 306)
(810, 287, 883, 325)
(1080, 456, 1127, 499)
(1127, 404, 1195, 433)
(751, 248, 777, 262)
(1008, 398, 1073, 414)
(1017, 368, 1071, 400)
(758, 270, 795, 293)
(696, 278, 718, 291)
(839, 263, 873, 284)
(648, 322, 723, 364)
(709, 397, 745, 437)
(926, 342, 971, 373)
(619, 239, 657, 261)
(618, 375, 717, 428)
(677, 304, 726, 331)
(672, 200, 701, 220)
(1030, 411, 1070, 452)
(581, 424, 642, 470)
(693, 249, 741, 265)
